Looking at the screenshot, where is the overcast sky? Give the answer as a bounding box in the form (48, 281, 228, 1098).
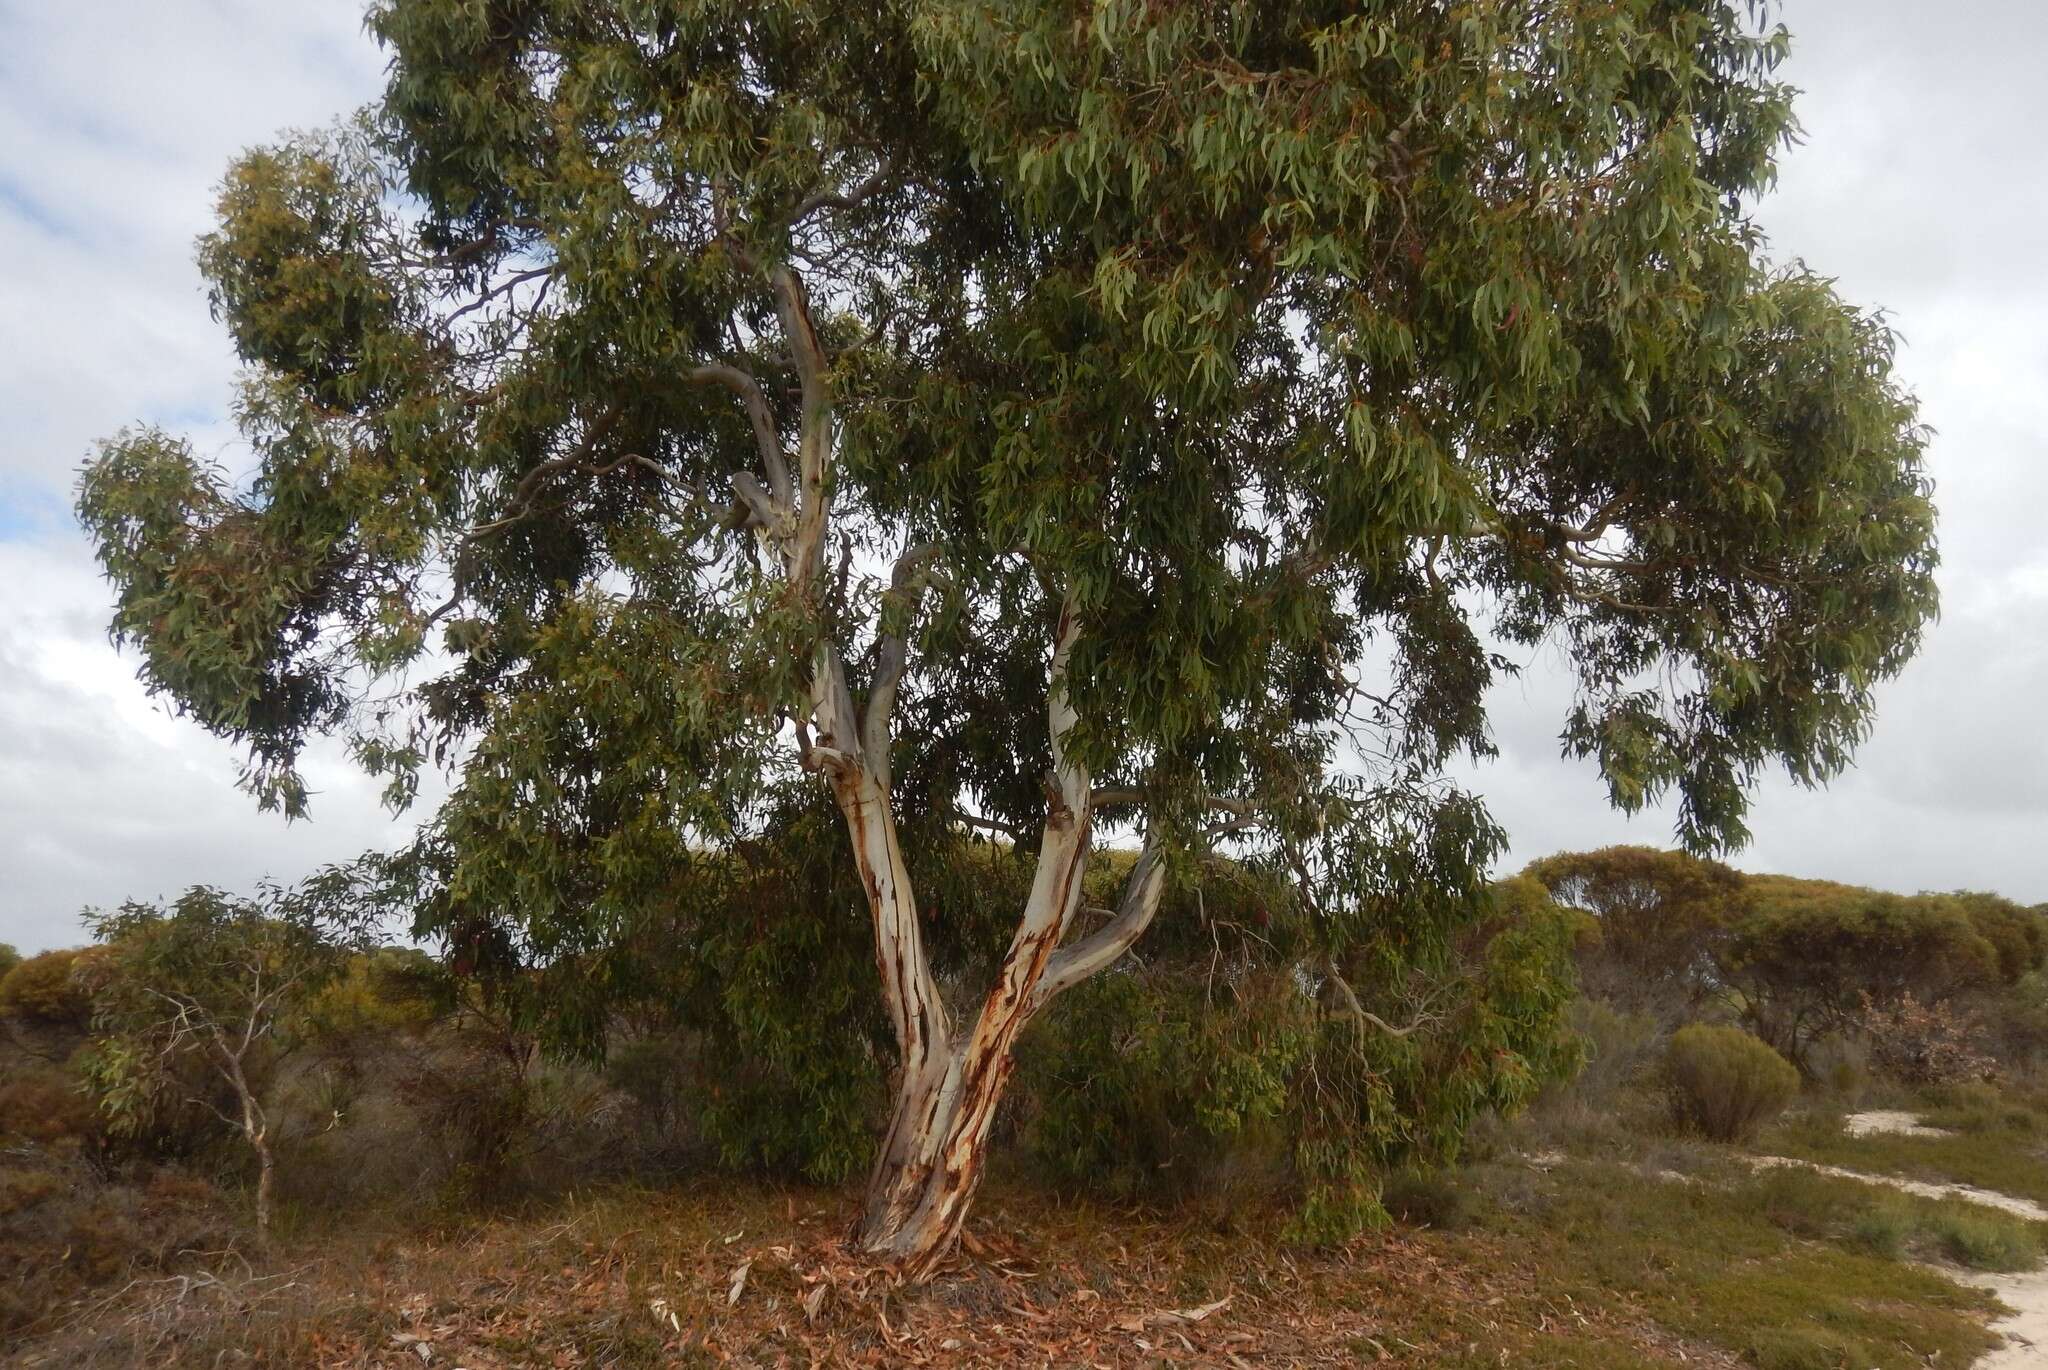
(2, 3, 2042, 955)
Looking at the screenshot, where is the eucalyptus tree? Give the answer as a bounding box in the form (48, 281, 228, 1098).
(81, 878, 372, 1232)
(80, 0, 1936, 1271)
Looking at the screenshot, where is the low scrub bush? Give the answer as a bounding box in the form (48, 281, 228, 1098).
(0, 1146, 235, 1341)
(1667, 1025, 1799, 1143)
(1929, 1209, 2041, 1272)
(0, 948, 97, 1026)
(1379, 1166, 1475, 1231)
(1569, 997, 1664, 1097)
(1857, 992, 1998, 1086)
(1848, 1198, 1915, 1259)
(0, 1057, 101, 1152)
(1917, 1080, 2020, 1134)
(602, 1033, 699, 1164)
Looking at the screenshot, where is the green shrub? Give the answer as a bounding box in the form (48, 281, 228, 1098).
(1929, 1210, 2041, 1272)
(1667, 1025, 1799, 1143)
(603, 1034, 697, 1159)
(1569, 997, 1664, 1094)
(0, 943, 20, 978)
(1744, 1326, 1859, 1370)
(0, 948, 98, 1025)
(1380, 1167, 1475, 1231)
(1918, 1080, 2013, 1133)
(1848, 1199, 1915, 1259)
(300, 947, 444, 1041)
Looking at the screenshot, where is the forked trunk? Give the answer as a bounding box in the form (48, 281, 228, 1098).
(820, 599, 1137, 1273)
(859, 1029, 1022, 1274)
(822, 604, 1169, 1273)
(844, 773, 1092, 1276)
(741, 263, 1168, 1274)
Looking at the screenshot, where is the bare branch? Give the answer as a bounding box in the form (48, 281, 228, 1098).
(1317, 956, 1443, 1041)
(790, 160, 894, 227)
(1551, 484, 1638, 544)
(951, 807, 1027, 843)
(771, 265, 834, 590)
(442, 265, 557, 329)
(1032, 842, 1167, 1009)
(686, 362, 791, 509)
(862, 542, 946, 773)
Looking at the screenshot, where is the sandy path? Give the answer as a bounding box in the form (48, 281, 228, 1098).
(1755, 1110, 2048, 1367)
(1746, 1154, 2048, 1222)
(1950, 1266, 2048, 1369)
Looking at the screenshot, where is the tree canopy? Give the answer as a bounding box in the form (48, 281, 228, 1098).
(1525, 844, 1747, 1013)
(80, 877, 376, 1229)
(79, 0, 1936, 1269)
(1723, 876, 2041, 1064)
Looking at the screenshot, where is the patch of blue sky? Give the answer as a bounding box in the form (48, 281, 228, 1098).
(0, 174, 73, 241)
(0, 482, 69, 542)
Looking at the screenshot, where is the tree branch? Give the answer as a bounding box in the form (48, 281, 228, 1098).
(1032, 841, 1167, 1009)
(771, 265, 834, 592)
(951, 807, 1027, 843)
(862, 543, 946, 775)
(790, 160, 894, 227)
(686, 362, 792, 510)
(442, 265, 557, 329)
(1317, 955, 1444, 1041)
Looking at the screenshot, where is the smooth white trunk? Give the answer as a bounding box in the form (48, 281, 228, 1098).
(747, 264, 1167, 1273)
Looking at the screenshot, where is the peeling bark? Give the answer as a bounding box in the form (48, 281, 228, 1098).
(840, 606, 1173, 1275)
(740, 262, 1169, 1275)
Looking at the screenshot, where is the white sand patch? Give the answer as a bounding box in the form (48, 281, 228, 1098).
(1746, 1155, 2048, 1222)
(1845, 1109, 1957, 1139)
(1521, 1141, 2047, 1365)
(1746, 1152, 2048, 1368)
(1951, 1266, 2048, 1370)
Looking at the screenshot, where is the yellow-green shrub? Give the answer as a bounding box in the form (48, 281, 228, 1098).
(1667, 1024, 1799, 1142)
(0, 947, 96, 1025)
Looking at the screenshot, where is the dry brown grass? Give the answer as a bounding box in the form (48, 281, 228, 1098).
(7, 1175, 1725, 1369)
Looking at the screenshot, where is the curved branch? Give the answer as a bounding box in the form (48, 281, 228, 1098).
(791, 160, 894, 227)
(1318, 955, 1443, 1041)
(687, 362, 791, 510)
(1032, 842, 1166, 1009)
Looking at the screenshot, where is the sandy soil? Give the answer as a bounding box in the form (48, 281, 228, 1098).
(1952, 1266, 2048, 1369)
(1755, 1111, 2048, 1367)
(1843, 1109, 1956, 1139)
(1747, 1154, 2048, 1222)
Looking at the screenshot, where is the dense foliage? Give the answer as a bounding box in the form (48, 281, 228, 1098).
(1724, 878, 2040, 1066)
(1665, 1023, 1797, 1142)
(76, 0, 1936, 1259)
(0, 947, 99, 1027)
(1525, 845, 1746, 1014)
(1019, 872, 1580, 1237)
(1534, 852, 2047, 1071)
